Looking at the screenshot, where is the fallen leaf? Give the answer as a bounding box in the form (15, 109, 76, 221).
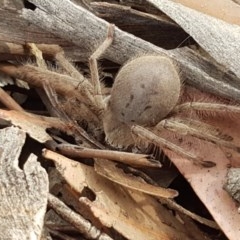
(160, 115, 240, 240)
(94, 159, 178, 198)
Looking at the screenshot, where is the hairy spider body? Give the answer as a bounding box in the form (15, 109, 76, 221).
(109, 56, 181, 126)
(101, 53, 239, 166)
(25, 25, 240, 167)
(103, 55, 181, 149)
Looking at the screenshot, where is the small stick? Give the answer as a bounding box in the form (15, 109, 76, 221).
(48, 193, 113, 240)
(131, 125, 216, 167)
(160, 198, 219, 229)
(0, 87, 24, 111)
(57, 143, 161, 168)
(0, 42, 62, 58)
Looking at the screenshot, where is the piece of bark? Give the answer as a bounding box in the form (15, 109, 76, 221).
(224, 168, 240, 204)
(148, 0, 240, 79)
(20, 0, 240, 103)
(0, 2, 238, 101)
(0, 126, 48, 240)
(0, 0, 24, 10)
(94, 159, 178, 198)
(0, 6, 67, 45)
(116, 0, 163, 15)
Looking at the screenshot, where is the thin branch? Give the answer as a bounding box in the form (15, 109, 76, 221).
(56, 143, 161, 168)
(160, 198, 220, 230)
(48, 193, 113, 240)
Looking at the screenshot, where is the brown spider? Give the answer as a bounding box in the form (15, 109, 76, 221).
(27, 25, 240, 167)
(79, 25, 239, 168)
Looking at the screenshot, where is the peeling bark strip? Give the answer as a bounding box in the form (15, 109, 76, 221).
(21, 0, 240, 102)
(0, 126, 48, 240)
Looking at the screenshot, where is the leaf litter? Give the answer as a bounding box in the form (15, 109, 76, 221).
(0, 0, 240, 239)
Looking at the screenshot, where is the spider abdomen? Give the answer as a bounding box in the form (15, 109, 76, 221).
(109, 55, 181, 126)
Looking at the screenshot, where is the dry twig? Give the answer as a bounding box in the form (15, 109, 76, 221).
(57, 143, 161, 168)
(48, 194, 113, 240)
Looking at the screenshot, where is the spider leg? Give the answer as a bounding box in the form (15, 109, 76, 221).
(157, 117, 240, 153)
(89, 24, 115, 111)
(173, 102, 240, 114)
(28, 43, 104, 149)
(131, 124, 216, 168)
(55, 51, 94, 94)
(26, 43, 61, 116)
(54, 51, 100, 115)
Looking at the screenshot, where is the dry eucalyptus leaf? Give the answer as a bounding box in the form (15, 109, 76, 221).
(0, 126, 48, 240)
(148, 0, 240, 79)
(43, 149, 205, 240)
(0, 109, 67, 143)
(161, 115, 240, 240)
(172, 0, 240, 25)
(94, 159, 178, 199)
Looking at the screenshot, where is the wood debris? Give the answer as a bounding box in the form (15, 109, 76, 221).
(1, 1, 240, 240)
